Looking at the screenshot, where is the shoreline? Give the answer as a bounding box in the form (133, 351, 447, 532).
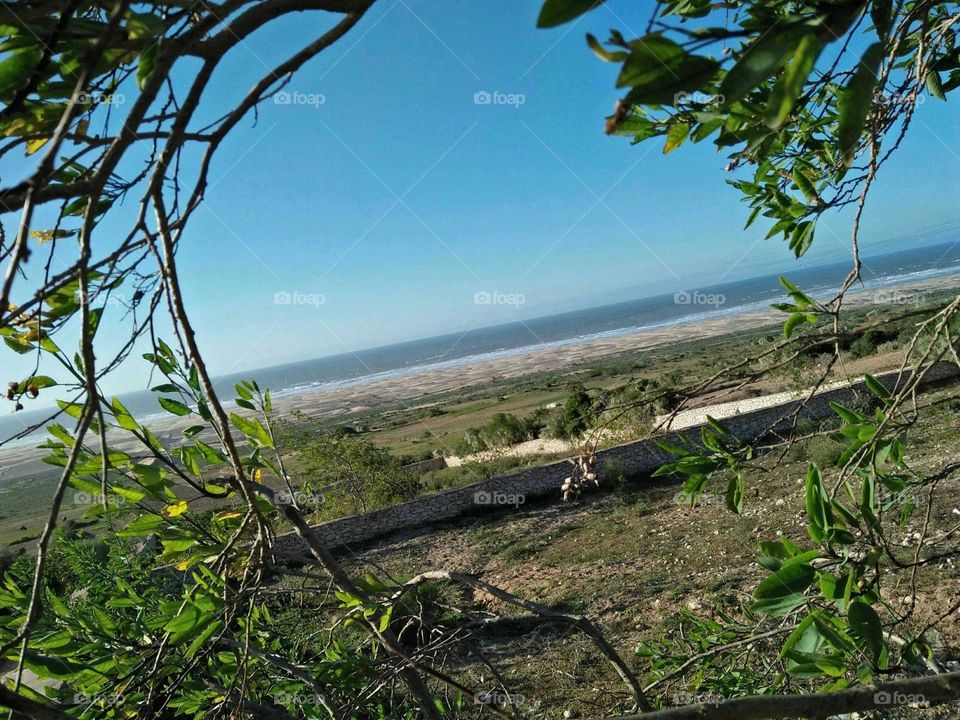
(268, 273, 960, 420)
(1, 273, 958, 483)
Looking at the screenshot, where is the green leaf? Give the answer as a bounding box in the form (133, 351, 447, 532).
(23, 375, 57, 390)
(789, 221, 816, 257)
(182, 424, 206, 438)
(863, 373, 891, 401)
(754, 561, 816, 600)
(111, 397, 139, 430)
(720, 26, 809, 106)
(765, 34, 826, 128)
(752, 592, 809, 616)
(725, 472, 744, 514)
(586, 33, 628, 62)
(229, 413, 273, 447)
(925, 70, 946, 101)
(792, 168, 819, 203)
(784, 312, 810, 338)
(185, 619, 224, 659)
(0, 46, 42, 99)
(137, 41, 158, 90)
(3, 335, 32, 354)
(159, 397, 191, 416)
(848, 601, 884, 662)
(537, 0, 603, 28)
(779, 611, 816, 658)
(56, 400, 85, 419)
(811, 611, 857, 654)
(663, 122, 690, 154)
(830, 401, 862, 424)
(164, 605, 208, 643)
(618, 35, 720, 104)
(837, 42, 884, 165)
(805, 464, 833, 538)
(118, 513, 166, 537)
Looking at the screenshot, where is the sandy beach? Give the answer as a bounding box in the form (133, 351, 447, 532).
(267, 274, 960, 420)
(1, 274, 958, 484)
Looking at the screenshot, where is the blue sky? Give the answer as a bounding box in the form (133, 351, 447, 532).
(9, 0, 960, 397)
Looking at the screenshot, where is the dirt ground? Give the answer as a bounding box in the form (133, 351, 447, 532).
(337, 383, 960, 718)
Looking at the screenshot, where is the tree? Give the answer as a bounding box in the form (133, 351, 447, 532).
(1, 0, 959, 718)
(539, 0, 960, 715)
(0, 2, 453, 718)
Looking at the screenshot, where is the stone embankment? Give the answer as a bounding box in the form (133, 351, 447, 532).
(274, 363, 958, 561)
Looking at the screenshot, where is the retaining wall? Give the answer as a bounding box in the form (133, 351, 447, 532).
(274, 363, 958, 561)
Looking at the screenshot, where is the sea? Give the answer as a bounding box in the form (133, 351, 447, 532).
(3, 240, 960, 448)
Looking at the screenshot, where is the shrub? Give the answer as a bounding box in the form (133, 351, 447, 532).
(299, 436, 421, 518)
(848, 328, 894, 359)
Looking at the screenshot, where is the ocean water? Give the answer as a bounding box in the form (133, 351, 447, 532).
(3, 240, 960, 447)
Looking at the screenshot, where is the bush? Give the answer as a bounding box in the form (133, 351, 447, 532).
(848, 328, 891, 359)
(456, 411, 543, 453)
(480, 413, 529, 447)
(784, 435, 842, 466)
(299, 436, 421, 518)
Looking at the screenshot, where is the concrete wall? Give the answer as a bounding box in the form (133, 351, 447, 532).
(273, 363, 957, 561)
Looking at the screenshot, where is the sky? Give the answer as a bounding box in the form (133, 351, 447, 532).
(7, 0, 960, 397)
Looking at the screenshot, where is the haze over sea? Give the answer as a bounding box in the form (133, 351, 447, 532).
(2, 240, 960, 446)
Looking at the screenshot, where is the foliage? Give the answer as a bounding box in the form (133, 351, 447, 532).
(297, 434, 421, 517)
(648, 372, 955, 699)
(456, 412, 537, 454)
(551, 0, 960, 265)
(0, 345, 444, 718)
(0, 0, 958, 717)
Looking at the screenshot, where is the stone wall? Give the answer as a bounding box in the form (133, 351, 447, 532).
(273, 363, 958, 561)
(402, 456, 449, 474)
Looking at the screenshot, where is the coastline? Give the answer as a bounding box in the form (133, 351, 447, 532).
(1, 273, 958, 484)
(268, 273, 960, 421)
